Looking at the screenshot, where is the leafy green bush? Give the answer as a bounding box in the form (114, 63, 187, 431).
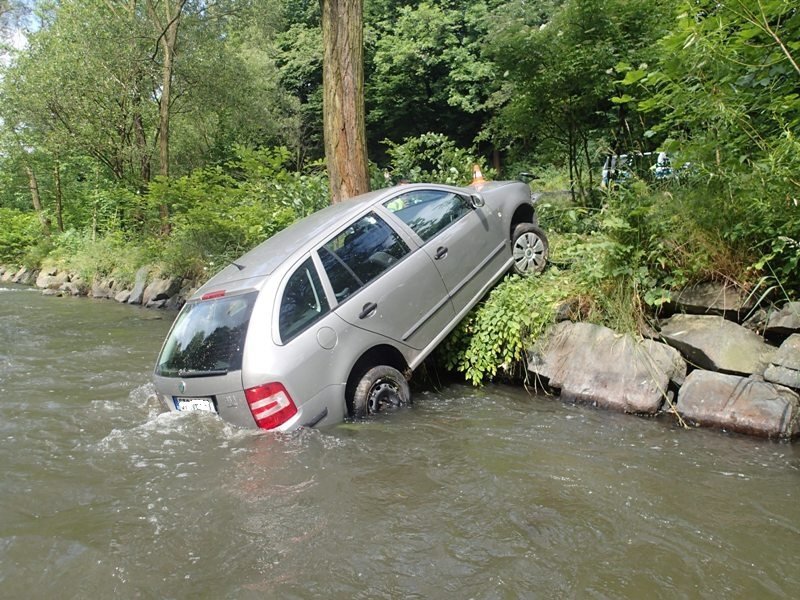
(438, 240, 592, 384)
(44, 229, 148, 286)
(144, 146, 329, 279)
(383, 133, 489, 185)
(0, 209, 39, 265)
(638, 0, 800, 292)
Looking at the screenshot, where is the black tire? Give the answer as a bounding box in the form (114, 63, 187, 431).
(351, 365, 411, 419)
(511, 223, 549, 275)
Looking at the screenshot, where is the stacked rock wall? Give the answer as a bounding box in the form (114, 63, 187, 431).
(529, 283, 800, 440)
(1, 264, 195, 310)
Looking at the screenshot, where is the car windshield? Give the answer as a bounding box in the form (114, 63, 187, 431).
(156, 291, 257, 377)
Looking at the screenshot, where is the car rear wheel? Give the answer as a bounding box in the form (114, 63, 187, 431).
(511, 223, 549, 275)
(351, 365, 411, 419)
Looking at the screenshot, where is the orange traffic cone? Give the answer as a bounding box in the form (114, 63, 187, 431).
(471, 164, 485, 185)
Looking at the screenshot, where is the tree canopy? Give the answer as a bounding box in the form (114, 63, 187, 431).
(0, 0, 797, 290)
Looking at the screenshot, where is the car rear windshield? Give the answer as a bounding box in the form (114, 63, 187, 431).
(156, 291, 257, 377)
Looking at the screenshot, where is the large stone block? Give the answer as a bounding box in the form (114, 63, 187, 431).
(677, 370, 800, 439)
(12, 266, 34, 284)
(91, 278, 115, 299)
(764, 334, 800, 391)
(143, 277, 181, 307)
(765, 302, 800, 339)
(659, 314, 776, 376)
(671, 281, 754, 319)
(127, 266, 150, 305)
(528, 321, 685, 414)
(36, 269, 70, 289)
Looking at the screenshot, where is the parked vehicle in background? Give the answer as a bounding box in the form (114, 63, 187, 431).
(652, 152, 673, 180)
(601, 151, 690, 189)
(600, 152, 653, 189)
(153, 180, 548, 432)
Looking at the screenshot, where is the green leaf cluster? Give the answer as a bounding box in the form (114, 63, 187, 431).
(639, 0, 800, 286)
(437, 236, 597, 385)
(29, 146, 328, 282)
(0, 208, 38, 264)
(383, 133, 487, 185)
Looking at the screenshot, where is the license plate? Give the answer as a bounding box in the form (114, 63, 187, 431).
(174, 397, 216, 413)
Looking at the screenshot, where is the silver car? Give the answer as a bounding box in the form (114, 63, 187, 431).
(153, 181, 548, 431)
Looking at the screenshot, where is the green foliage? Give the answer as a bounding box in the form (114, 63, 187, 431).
(2, 146, 329, 284)
(486, 0, 676, 198)
(146, 146, 328, 278)
(0, 208, 38, 264)
(438, 245, 593, 385)
(383, 133, 487, 185)
(639, 0, 800, 288)
(366, 1, 493, 156)
(42, 228, 148, 286)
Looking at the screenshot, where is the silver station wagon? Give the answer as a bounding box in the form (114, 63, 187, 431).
(153, 181, 547, 431)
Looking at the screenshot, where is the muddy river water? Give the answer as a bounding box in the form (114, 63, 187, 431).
(1, 284, 798, 598)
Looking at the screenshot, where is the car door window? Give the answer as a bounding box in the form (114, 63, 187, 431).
(383, 190, 472, 242)
(319, 212, 410, 303)
(279, 258, 330, 342)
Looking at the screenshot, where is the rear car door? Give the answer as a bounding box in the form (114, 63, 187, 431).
(319, 211, 455, 350)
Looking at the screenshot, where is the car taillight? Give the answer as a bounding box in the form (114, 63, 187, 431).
(244, 382, 298, 430)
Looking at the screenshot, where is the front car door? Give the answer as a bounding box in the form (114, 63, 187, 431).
(380, 188, 507, 315)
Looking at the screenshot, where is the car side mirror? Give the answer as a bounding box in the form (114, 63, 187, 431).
(518, 172, 539, 183)
(469, 194, 485, 208)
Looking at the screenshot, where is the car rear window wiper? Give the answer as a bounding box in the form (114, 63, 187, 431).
(177, 369, 229, 378)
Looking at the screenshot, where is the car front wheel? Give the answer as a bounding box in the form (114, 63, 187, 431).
(511, 223, 549, 275)
(351, 365, 411, 419)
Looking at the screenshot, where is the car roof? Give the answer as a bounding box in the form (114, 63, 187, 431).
(196, 183, 476, 295)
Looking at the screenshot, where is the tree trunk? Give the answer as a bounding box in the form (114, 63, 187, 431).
(146, 0, 186, 233)
(158, 23, 176, 179)
(24, 164, 51, 236)
(147, 0, 186, 179)
(53, 160, 64, 232)
(133, 109, 151, 184)
(157, 32, 174, 233)
(321, 0, 369, 203)
(567, 126, 576, 203)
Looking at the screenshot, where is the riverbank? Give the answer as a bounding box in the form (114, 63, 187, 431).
(0, 264, 196, 310)
(3, 262, 799, 440)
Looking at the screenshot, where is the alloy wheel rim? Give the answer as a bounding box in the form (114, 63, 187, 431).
(513, 232, 545, 272)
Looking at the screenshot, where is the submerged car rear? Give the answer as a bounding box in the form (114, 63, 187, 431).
(153, 289, 300, 430)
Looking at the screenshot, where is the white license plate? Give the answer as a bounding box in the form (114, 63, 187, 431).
(175, 397, 216, 413)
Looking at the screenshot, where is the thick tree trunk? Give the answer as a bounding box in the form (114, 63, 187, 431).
(24, 164, 51, 236)
(321, 0, 369, 203)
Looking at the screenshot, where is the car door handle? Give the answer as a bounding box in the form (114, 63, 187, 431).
(359, 302, 378, 319)
(434, 246, 448, 260)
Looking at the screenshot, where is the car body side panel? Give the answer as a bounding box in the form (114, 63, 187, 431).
(420, 207, 507, 314)
(279, 383, 346, 430)
(242, 274, 421, 426)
